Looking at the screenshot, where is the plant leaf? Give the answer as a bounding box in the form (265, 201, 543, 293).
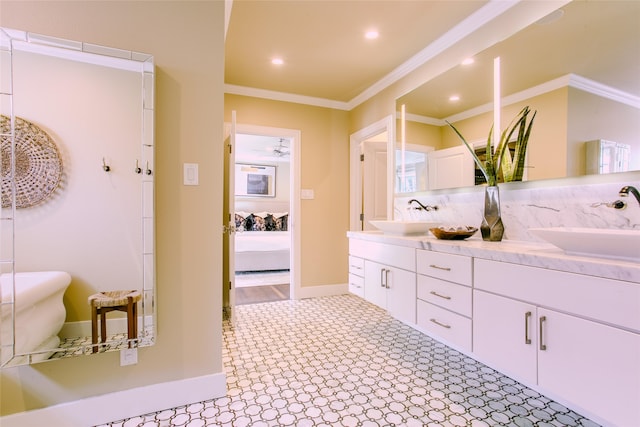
(445, 120, 490, 183)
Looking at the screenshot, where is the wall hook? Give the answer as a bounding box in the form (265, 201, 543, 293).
(145, 162, 152, 176)
(102, 158, 111, 172)
(135, 160, 142, 174)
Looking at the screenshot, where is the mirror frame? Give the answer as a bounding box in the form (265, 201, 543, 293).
(0, 27, 156, 366)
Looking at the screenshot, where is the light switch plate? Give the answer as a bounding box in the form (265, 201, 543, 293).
(120, 348, 138, 366)
(184, 163, 199, 185)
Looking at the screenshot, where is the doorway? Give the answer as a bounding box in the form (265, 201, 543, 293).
(349, 115, 394, 231)
(225, 123, 301, 315)
(234, 133, 292, 305)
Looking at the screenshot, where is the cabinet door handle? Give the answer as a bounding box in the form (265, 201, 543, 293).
(350, 265, 362, 270)
(385, 269, 390, 289)
(539, 315, 547, 351)
(430, 291, 451, 300)
(524, 311, 532, 344)
(380, 268, 386, 288)
(429, 264, 451, 271)
(430, 318, 451, 329)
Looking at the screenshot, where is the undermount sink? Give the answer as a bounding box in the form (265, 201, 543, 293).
(369, 220, 439, 236)
(529, 227, 640, 262)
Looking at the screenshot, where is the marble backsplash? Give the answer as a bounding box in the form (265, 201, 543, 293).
(394, 174, 640, 243)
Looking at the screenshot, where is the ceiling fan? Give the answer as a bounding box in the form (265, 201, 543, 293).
(270, 138, 290, 157)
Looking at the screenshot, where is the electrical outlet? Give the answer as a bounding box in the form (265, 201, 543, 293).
(120, 348, 138, 366)
(301, 189, 314, 199)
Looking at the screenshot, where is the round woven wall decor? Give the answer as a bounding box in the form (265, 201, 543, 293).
(1, 115, 63, 209)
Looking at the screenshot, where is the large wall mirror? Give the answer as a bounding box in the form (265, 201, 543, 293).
(395, 1, 640, 194)
(0, 28, 155, 366)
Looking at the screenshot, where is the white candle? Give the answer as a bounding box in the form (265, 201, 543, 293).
(493, 56, 501, 152)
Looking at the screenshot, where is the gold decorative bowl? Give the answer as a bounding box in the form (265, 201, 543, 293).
(430, 226, 478, 240)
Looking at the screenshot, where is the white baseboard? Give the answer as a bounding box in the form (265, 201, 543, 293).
(60, 316, 154, 339)
(0, 372, 227, 427)
(295, 283, 348, 299)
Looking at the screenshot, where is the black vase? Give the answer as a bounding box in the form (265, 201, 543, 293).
(481, 185, 504, 241)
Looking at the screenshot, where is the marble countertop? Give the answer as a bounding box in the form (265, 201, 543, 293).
(347, 231, 640, 284)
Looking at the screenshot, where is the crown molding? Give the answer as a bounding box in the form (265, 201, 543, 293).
(568, 74, 640, 109)
(228, 72, 640, 122)
(225, 84, 351, 110)
(416, 73, 640, 126)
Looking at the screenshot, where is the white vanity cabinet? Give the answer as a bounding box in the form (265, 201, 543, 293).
(349, 238, 416, 325)
(473, 258, 640, 427)
(348, 255, 365, 298)
(364, 260, 416, 324)
(415, 250, 473, 352)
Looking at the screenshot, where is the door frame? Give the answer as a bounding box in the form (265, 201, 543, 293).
(225, 122, 301, 300)
(349, 115, 394, 231)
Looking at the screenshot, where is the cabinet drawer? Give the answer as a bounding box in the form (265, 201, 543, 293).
(350, 239, 415, 271)
(417, 274, 471, 316)
(416, 250, 472, 286)
(348, 273, 364, 297)
(349, 255, 365, 276)
(417, 299, 471, 352)
(475, 258, 640, 332)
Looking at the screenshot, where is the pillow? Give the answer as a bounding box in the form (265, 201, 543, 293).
(234, 213, 247, 231)
(265, 213, 288, 231)
(244, 213, 266, 231)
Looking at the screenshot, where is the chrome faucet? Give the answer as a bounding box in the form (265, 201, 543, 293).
(408, 199, 438, 211)
(619, 185, 640, 206)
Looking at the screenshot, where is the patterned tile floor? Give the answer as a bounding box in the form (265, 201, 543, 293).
(98, 295, 599, 427)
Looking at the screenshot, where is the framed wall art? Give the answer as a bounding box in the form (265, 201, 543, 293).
(235, 163, 276, 197)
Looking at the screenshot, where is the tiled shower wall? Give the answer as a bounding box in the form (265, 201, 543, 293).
(394, 173, 640, 242)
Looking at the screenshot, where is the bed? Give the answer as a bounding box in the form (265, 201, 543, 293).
(234, 211, 290, 272)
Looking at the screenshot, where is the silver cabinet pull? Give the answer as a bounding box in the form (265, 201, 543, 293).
(429, 264, 451, 271)
(430, 318, 451, 329)
(524, 311, 532, 344)
(385, 269, 390, 289)
(430, 291, 451, 300)
(539, 315, 547, 351)
(350, 265, 362, 270)
(380, 268, 386, 287)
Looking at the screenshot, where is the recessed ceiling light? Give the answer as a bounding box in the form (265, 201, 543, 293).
(365, 30, 379, 40)
(449, 95, 460, 102)
(271, 58, 284, 65)
(461, 58, 474, 66)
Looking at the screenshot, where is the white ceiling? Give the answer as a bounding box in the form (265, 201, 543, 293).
(236, 134, 291, 164)
(225, 1, 640, 119)
(225, 0, 487, 103)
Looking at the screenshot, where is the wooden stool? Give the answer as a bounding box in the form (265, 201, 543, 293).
(88, 290, 141, 353)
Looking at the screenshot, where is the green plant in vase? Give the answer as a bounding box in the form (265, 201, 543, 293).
(445, 106, 536, 241)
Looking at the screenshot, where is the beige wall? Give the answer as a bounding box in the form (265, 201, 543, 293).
(225, 94, 350, 287)
(401, 121, 440, 149)
(1, 0, 224, 416)
(440, 89, 570, 182)
(567, 88, 640, 175)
